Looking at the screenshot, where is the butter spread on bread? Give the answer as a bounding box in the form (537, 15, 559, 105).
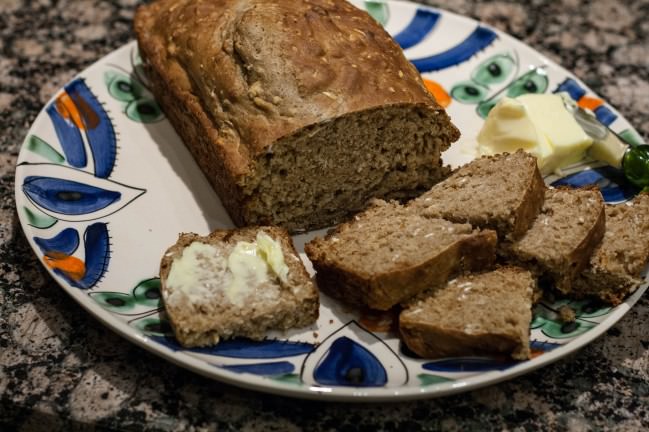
(160, 227, 318, 347)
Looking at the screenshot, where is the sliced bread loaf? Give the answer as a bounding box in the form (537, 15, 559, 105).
(159, 226, 318, 347)
(573, 193, 649, 305)
(409, 150, 545, 240)
(399, 266, 535, 360)
(305, 200, 497, 311)
(135, 0, 460, 232)
(501, 187, 605, 295)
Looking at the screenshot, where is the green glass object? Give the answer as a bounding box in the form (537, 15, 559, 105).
(622, 145, 649, 188)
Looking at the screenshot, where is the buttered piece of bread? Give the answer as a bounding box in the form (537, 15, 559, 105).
(159, 226, 318, 347)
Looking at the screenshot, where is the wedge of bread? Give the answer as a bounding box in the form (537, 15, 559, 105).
(305, 200, 497, 311)
(159, 227, 318, 347)
(573, 193, 649, 305)
(399, 266, 535, 360)
(409, 150, 545, 240)
(501, 187, 605, 295)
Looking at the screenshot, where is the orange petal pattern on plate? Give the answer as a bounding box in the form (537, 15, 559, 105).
(44, 252, 86, 281)
(423, 78, 451, 108)
(577, 96, 604, 111)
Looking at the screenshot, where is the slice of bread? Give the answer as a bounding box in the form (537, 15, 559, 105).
(409, 150, 545, 240)
(501, 187, 605, 295)
(399, 266, 535, 360)
(159, 226, 318, 347)
(305, 200, 497, 311)
(573, 193, 649, 305)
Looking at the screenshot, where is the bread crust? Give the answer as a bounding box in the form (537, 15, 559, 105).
(399, 322, 524, 359)
(554, 194, 605, 293)
(511, 154, 546, 239)
(139, 53, 251, 226)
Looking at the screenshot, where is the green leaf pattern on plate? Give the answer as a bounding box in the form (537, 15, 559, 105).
(364, 1, 390, 26)
(417, 373, 454, 386)
(132, 316, 173, 337)
(532, 298, 609, 339)
(23, 205, 58, 229)
(25, 134, 65, 163)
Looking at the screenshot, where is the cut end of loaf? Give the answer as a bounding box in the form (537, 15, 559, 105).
(240, 104, 459, 231)
(135, 0, 461, 233)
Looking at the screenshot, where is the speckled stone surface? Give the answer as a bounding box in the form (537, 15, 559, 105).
(1, 0, 649, 430)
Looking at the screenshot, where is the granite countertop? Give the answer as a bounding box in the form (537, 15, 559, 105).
(1, 0, 648, 430)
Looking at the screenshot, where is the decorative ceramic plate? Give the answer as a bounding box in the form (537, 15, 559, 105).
(15, 0, 648, 401)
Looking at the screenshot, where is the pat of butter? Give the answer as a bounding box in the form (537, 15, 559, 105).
(165, 232, 289, 306)
(477, 94, 593, 174)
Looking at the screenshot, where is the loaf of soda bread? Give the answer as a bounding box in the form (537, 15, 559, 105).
(134, 0, 460, 231)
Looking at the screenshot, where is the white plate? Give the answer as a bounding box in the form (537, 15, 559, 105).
(15, 0, 648, 401)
